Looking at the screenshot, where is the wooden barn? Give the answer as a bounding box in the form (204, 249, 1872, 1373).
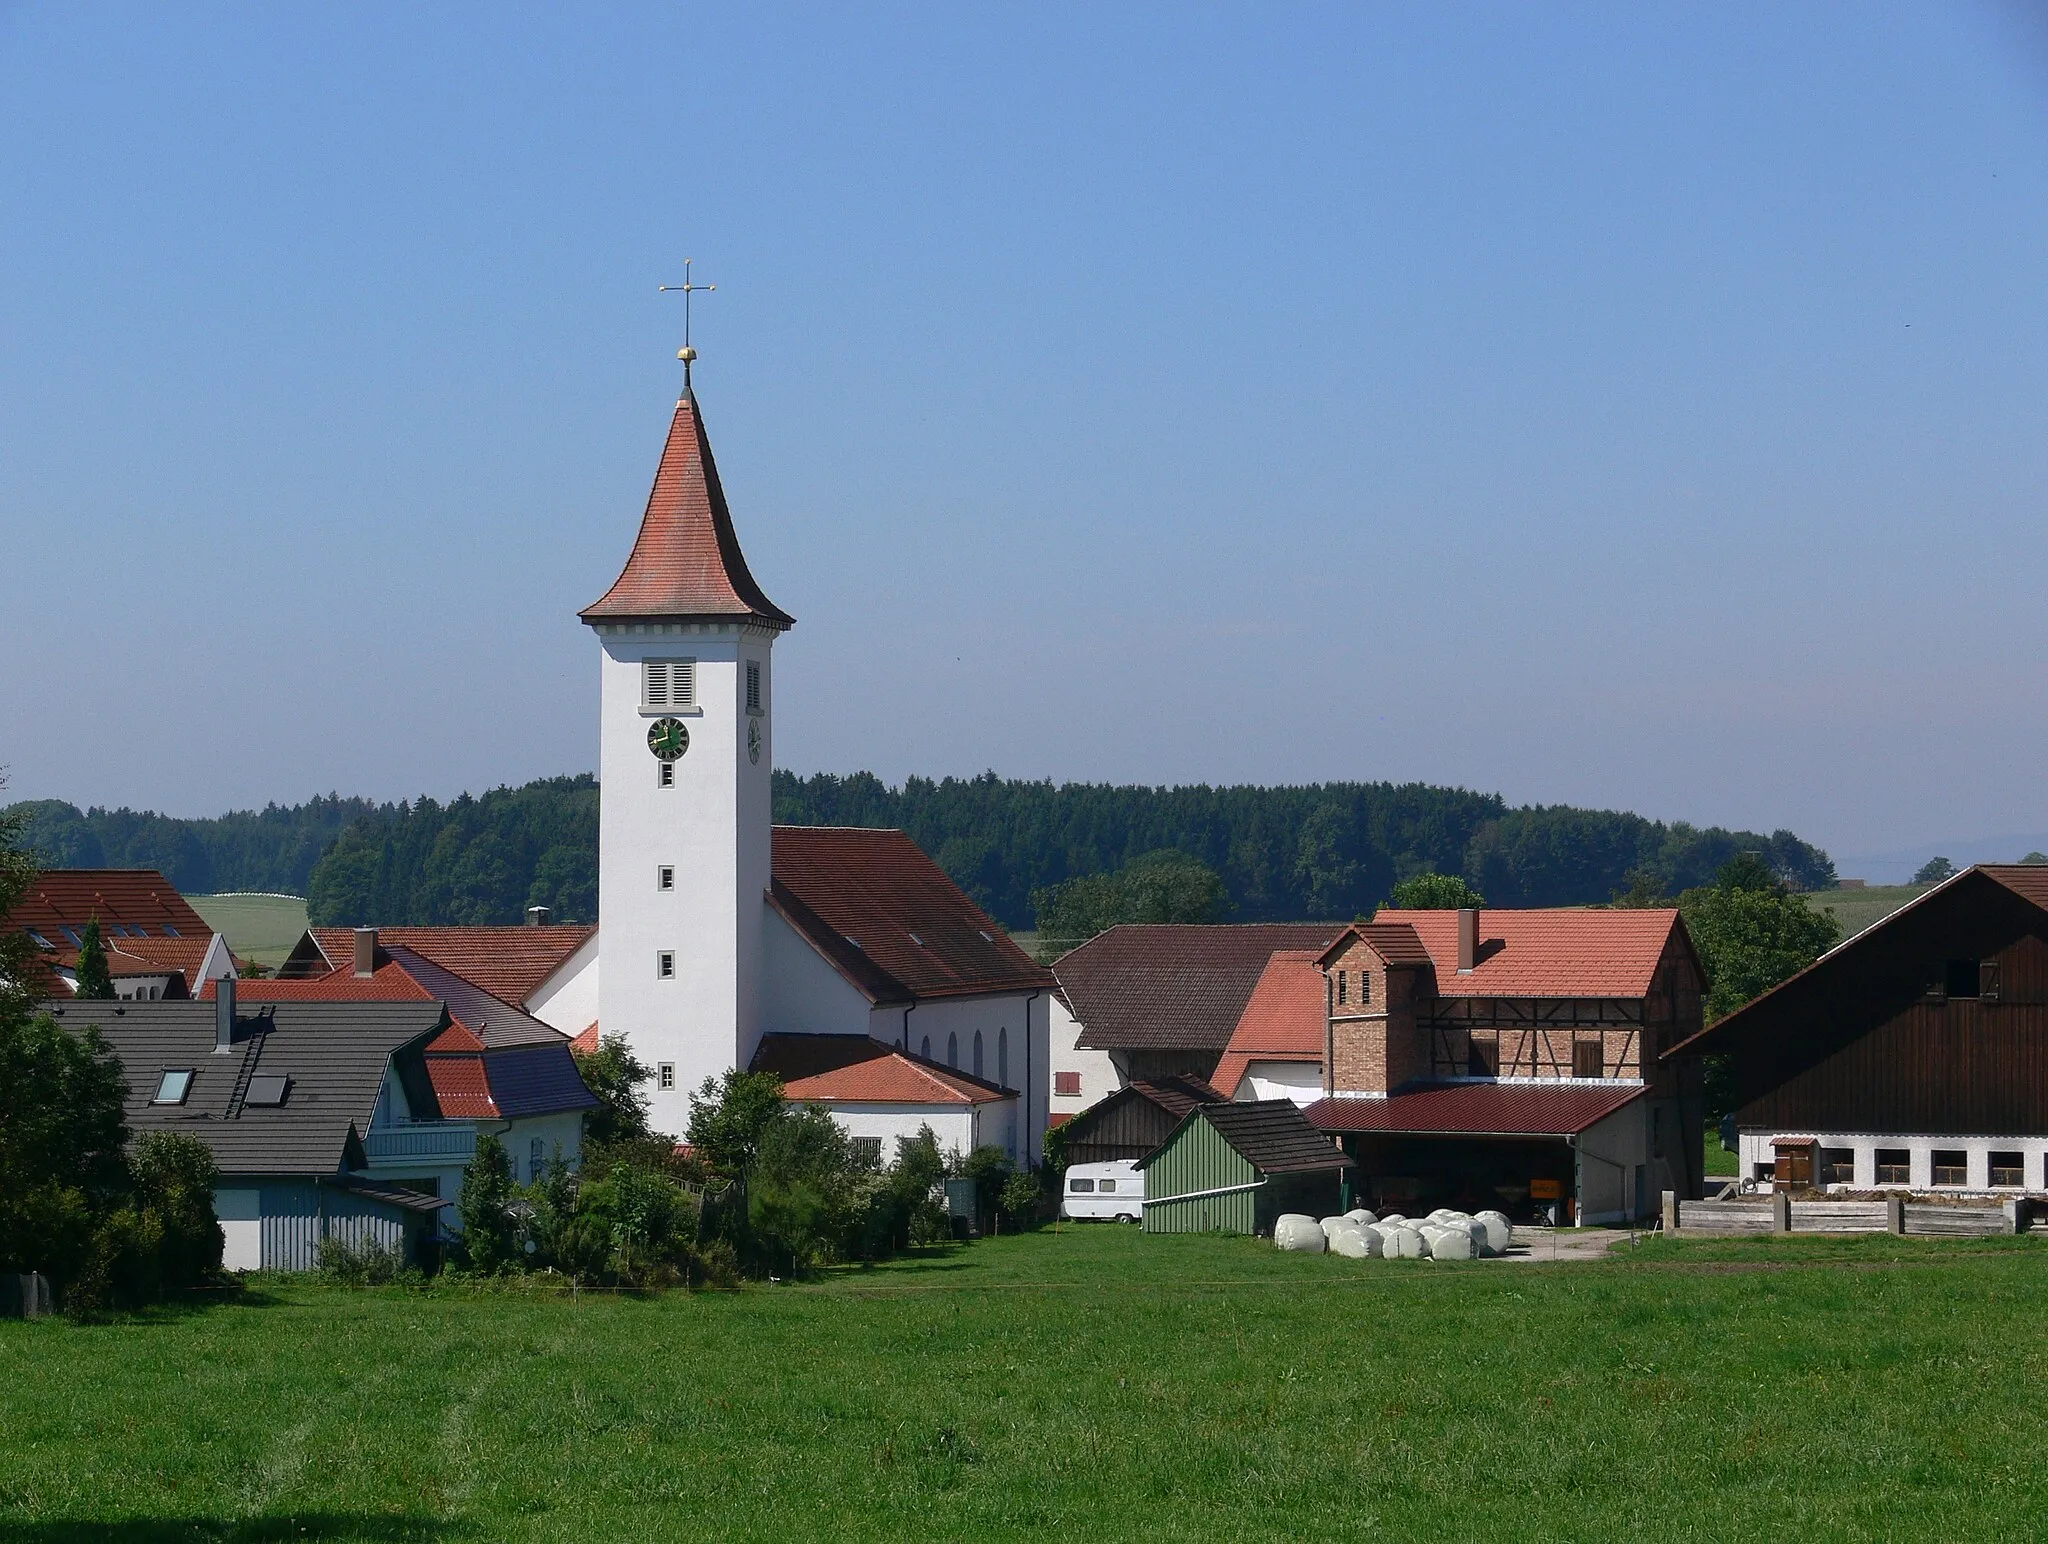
(1138, 1100, 1351, 1235)
(1056, 1075, 1225, 1166)
(1669, 864, 2048, 1193)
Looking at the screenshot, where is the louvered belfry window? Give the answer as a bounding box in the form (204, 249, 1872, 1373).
(642, 658, 696, 710)
(746, 660, 762, 716)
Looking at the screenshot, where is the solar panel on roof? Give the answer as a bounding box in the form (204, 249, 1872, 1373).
(244, 1073, 291, 1107)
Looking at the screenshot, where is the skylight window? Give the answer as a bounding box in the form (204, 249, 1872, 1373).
(26, 930, 52, 950)
(153, 1069, 194, 1105)
(61, 927, 82, 947)
(161, 925, 180, 937)
(243, 1074, 291, 1107)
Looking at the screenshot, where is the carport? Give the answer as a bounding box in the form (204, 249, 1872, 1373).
(1305, 1083, 1652, 1225)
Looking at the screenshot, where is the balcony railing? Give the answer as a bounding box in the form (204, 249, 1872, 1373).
(362, 1123, 477, 1163)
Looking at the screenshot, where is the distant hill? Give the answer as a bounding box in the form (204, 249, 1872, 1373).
(7, 772, 1835, 931)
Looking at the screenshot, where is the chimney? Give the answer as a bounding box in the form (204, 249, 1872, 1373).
(1457, 908, 1479, 973)
(214, 975, 237, 1053)
(354, 927, 377, 977)
(526, 905, 550, 928)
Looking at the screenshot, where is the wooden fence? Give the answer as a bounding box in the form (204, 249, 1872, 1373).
(1667, 1192, 2032, 1238)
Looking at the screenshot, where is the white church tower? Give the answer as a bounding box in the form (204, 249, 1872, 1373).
(580, 351, 794, 1135)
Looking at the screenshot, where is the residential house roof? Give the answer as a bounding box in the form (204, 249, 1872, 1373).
(769, 826, 1054, 1004)
(1336, 908, 1689, 999)
(578, 386, 794, 628)
(1053, 923, 1346, 1052)
(294, 925, 595, 1010)
(52, 999, 451, 1177)
(1140, 1098, 1351, 1175)
(751, 1032, 1015, 1106)
(8, 869, 228, 994)
(1209, 951, 1328, 1098)
(1303, 1081, 1644, 1136)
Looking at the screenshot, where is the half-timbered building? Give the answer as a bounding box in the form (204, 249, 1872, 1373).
(1307, 906, 1706, 1221)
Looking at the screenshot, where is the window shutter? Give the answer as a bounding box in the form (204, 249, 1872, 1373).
(675, 659, 695, 707)
(1982, 959, 2002, 1001)
(643, 660, 668, 708)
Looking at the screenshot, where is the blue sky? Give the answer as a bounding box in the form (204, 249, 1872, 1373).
(3, 4, 2046, 876)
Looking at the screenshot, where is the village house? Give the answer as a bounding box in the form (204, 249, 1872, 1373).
(1047, 922, 1344, 1120)
(1053, 1074, 1225, 1166)
(53, 991, 472, 1270)
(1308, 906, 1707, 1223)
(9, 868, 237, 1001)
(1669, 864, 2048, 1194)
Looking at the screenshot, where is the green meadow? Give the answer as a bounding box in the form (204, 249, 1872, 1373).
(4, 1226, 2046, 1542)
(186, 894, 311, 971)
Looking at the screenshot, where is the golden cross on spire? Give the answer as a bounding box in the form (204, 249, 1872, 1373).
(659, 259, 716, 385)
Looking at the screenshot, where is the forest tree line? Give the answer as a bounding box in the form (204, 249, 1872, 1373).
(8, 771, 1834, 931)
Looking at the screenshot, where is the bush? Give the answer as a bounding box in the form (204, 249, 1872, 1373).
(457, 1133, 521, 1273)
(999, 1170, 1043, 1229)
(317, 1234, 408, 1287)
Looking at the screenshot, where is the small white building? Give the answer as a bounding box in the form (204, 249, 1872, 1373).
(753, 1033, 1018, 1166)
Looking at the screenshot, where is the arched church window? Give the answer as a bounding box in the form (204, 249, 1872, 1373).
(920, 1035, 931, 1061)
(998, 1028, 1008, 1087)
(973, 1031, 984, 1078)
(947, 1032, 958, 1068)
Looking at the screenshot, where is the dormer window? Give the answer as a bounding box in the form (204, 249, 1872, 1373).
(642, 657, 696, 711)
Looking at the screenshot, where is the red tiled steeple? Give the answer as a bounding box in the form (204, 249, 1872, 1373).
(579, 385, 794, 629)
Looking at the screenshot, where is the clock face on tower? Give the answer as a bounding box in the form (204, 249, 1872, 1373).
(647, 717, 690, 761)
(747, 719, 762, 765)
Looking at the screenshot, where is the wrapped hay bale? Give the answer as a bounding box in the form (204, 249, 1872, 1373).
(1379, 1224, 1428, 1259)
(1344, 1207, 1378, 1228)
(1319, 1216, 1352, 1242)
(1273, 1215, 1327, 1252)
(1474, 1211, 1513, 1254)
(1377, 1213, 1408, 1228)
(1422, 1224, 1477, 1261)
(1329, 1224, 1380, 1259)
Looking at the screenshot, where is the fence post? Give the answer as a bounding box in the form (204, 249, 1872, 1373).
(1886, 1196, 1905, 1235)
(2003, 1197, 2027, 1235)
(1661, 1190, 1678, 1234)
(1771, 1190, 1791, 1233)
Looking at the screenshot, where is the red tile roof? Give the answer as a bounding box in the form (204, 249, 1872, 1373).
(1304, 1081, 1644, 1136)
(752, 1033, 1013, 1106)
(8, 869, 213, 941)
(1354, 908, 1685, 999)
(425, 1055, 499, 1119)
(1209, 951, 1327, 1099)
(570, 1022, 600, 1055)
(205, 961, 434, 1003)
(1052, 923, 1347, 1052)
(302, 926, 593, 1009)
(578, 388, 794, 628)
(770, 827, 1054, 1003)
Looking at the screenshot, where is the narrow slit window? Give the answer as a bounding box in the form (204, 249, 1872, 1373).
(657, 1062, 675, 1091)
(657, 950, 675, 979)
(745, 660, 762, 716)
(1336, 970, 1348, 1006)
(658, 761, 675, 789)
(657, 865, 675, 891)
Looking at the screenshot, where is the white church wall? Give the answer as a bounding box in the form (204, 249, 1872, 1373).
(595, 622, 778, 1136)
(762, 906, 873, 1038)
(888, 992, 1048, 1166)
(821, 1103, 980, 1166)
(525, 933, 600, 1037)
(1049, 995, 1120, 1123)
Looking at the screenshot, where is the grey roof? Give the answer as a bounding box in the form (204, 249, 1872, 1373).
(51, 998, 449, 1178)
(1141, 1098, 1353, 1176)
(1054, 924, 1346, 1052)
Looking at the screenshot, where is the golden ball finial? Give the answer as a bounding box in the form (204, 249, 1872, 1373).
(678, 346, 699, 363)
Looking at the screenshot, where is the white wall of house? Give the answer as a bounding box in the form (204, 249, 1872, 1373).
(215, 1187, 261, 1271)
(503, 1112, 587, 1183)
(1239, 1060, 1323, 1106)
(886, 993, 1046, 1164)
(1736, 1130, 2048, 1192)
(525, 933, 599, 1037)
(1049, 995, 1120, 1123)
(815, 1102, 978, 1166)
(1576, 1103, 1653, 1224)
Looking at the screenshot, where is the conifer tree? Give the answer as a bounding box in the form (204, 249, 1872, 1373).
(73, 918, 115, 1000)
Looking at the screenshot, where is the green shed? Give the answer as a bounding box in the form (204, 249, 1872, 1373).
(1137, 1100, 1353, 1235)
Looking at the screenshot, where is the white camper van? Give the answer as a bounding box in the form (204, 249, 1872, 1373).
(1060, 1160, 1143, 1223)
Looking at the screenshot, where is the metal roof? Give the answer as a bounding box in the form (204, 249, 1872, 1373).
(1303, 1081, 1645, 1137)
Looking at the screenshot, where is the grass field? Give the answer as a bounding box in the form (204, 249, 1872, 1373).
(1801, 883, 1929, 942)
(5, 1228, 2048, 1541)
(187, 893, 311, 970)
